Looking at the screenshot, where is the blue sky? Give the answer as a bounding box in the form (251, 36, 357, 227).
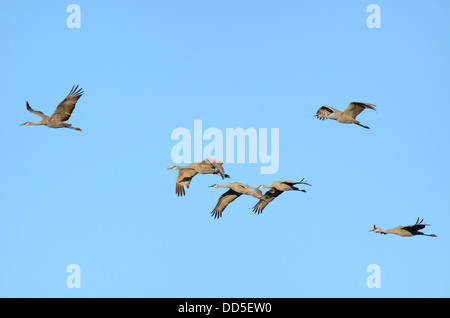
(1, 0, 449, 297)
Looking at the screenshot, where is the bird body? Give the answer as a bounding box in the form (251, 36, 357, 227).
(168, 157, 230, 197)
(209, 182, 264, 219)
(315, 101, 375, 129)
(252, 179, 311, 214)
(369, 218, 437, 237)
(21, 85, 84, 131)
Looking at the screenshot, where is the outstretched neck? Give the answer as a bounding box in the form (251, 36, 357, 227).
(29, 121, 45, 126)
(376, 228, 393, 235)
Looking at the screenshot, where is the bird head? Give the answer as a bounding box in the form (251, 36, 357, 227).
(369, 225, 382, 233)
(209, 184, 219, 188)
(167, 165, 178, 170)
(20, 122, 31, 126)
(257, 185, 264, 189)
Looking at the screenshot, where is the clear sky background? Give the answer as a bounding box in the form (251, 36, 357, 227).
(1, 0, 449, 297)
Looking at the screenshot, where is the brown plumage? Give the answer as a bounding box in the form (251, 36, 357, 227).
(21, 85, 84, 131)
(369, 217, 437, 237)
(210, 189, 243, 219)
(174, 168, 198, 197)
(315, 101, 376, 129)
(209, 182, 264, 219)
(252, 179, 311, 214)
(168, 157, 230, 197)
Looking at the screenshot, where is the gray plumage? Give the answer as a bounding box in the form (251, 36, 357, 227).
(315, 101, 376, 129)
(369, 217, 437, 237)
(168, 157, 230, 197)
(252, 179, 311, 214)
(209, 182, 265, 219)
(21, 85, 84, 131)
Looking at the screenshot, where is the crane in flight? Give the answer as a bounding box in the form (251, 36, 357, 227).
(252, 179, 311, 214)
(168, 156, 230, 197)
(20, 85, 84, 131)
(209, 182, 265, 219)
(369, 217, 437, 237)
(315, 101, 376, 129)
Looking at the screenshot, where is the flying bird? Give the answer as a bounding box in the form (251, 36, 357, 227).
(315, 101, 376, 129)
(168, 156, 230, 197)
(209, 182, 265, 219)
(369, 217, 437, 237)
(21, 85, 84, 131)
(252, 179, 311, 214)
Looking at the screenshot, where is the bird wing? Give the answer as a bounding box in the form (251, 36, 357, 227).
(26, 102, 49, 119)
(402, 218, 428, 232)
(402, 224, 426, 233)
(204, 156, 222, 164)
(175, 169, 198, 197)
(315, 106, 338, 120)
(211, 189, 242, 219)
(242, 185, 264, 199)
(252, 188, 283, 214)
(50, 85, 84, 122)
(343, 102, 376, 119)
(204, 156, 228, 179)
(282, 179, 312, 187)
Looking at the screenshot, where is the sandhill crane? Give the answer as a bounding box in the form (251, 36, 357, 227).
(168, 156, 230, 197)
(209, 182, 265, 219)
(315, 101, 376, 129)
(252, 179, 311, 214)
(20, 85, 84, 131)
(369, 217, 437, 237)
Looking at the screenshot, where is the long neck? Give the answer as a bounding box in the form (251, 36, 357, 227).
(377, 228, 395, 235)
(29, 121, 45, 126)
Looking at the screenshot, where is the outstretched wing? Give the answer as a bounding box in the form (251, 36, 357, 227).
(315, 106, 337, 120)
(50, 85, 84, 122)
(175, 169, 198, 197)
(204, 156, 229, 179)
(26, 102, 49, 119)
(243, 185, 264, 200)
(282, 178, 311, 188)
(211, 189, 242, 219)
(402, 217, 428, 233)
(252, 188, 283, 214)
(343, 102, 376, 119)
